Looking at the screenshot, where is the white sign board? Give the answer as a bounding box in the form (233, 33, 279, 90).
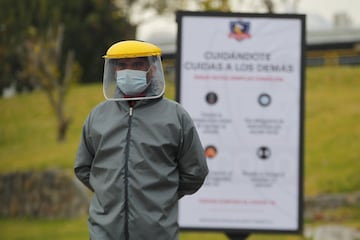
(176, 11, 305, 234)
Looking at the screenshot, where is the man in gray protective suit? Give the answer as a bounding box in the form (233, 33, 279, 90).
(74, 40, 208, 240)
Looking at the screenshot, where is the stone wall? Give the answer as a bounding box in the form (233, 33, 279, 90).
(0, 169, 89, 218)
(304, 191, 360, 221)
(1, 169, 360, 224)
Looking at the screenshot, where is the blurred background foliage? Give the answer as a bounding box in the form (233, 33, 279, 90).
(0, 0, 134, 91)
(1, 0, 360, 239)
(0, 0, 240, 141)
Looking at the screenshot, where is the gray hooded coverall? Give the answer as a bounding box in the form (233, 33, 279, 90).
(74, 97, 208, 240)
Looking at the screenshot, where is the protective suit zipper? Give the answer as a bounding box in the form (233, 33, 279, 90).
(124, 106, 133, 240)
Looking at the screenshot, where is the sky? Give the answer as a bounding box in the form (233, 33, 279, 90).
(297, 0, 360, 26)
(137, 0, 360, 40)
(230, 0, 360, 26)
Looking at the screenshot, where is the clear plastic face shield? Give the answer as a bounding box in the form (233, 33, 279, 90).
(103, 56, 165, 101)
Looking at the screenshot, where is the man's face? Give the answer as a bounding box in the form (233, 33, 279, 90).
(114, 57, 155, 83)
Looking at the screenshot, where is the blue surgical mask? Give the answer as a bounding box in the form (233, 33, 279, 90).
(116, 69, 149, 96)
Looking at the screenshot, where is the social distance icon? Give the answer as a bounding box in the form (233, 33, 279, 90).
(205, 145, 217, 158)
(205, 92, 218, 105)
(258, 93, 271, 107)
(257, 146, 271, 160)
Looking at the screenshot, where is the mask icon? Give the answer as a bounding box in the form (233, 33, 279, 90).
(116, 69, 149, 96)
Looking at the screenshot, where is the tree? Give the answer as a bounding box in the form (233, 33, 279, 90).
(0, 0, 135, 90)
(22, 25, 75, 142)
(0, 0, 38, 92)
(262, 0, 275, 13)
(234, 0, 300, 13)
(60, 0, 135, 84)
(0, 0, 135, 142)
(198, 0, 231, 11)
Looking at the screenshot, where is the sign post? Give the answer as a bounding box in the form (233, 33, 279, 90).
(226, 232, 250, 240)
(176, 11, 305, 236)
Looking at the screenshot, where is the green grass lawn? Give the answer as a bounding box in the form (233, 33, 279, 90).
(0, 218, 304, 240)
(1, 65, 359, 239)
(304, 66, 360, 195)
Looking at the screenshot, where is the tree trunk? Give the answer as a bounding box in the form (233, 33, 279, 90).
(57, 117, 71, 142)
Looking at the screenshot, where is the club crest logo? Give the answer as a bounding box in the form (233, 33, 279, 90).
(228, 20, 251, 41)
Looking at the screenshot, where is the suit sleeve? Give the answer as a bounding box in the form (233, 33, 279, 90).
(176, 105, 208, 199)
(74, 115, 95, 192)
